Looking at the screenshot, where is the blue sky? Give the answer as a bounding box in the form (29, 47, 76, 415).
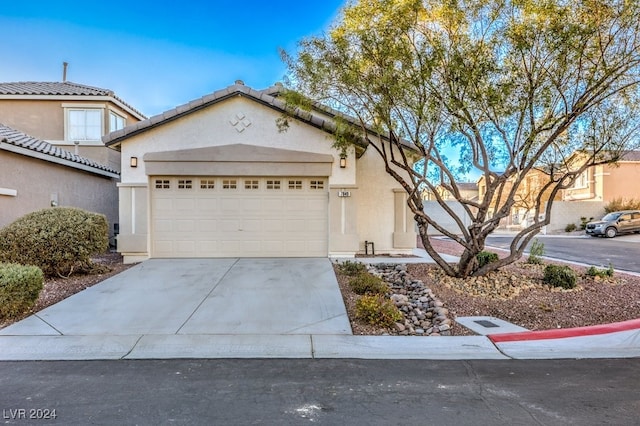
(0, 0, 345, 116)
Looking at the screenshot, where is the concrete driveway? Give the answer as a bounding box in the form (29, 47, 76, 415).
(1, 258, 352, 336)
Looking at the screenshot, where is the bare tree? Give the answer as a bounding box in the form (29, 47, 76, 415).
(282, 0, 640, 277)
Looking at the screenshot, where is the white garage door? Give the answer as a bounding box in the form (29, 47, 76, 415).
(150, 176, 328, 257)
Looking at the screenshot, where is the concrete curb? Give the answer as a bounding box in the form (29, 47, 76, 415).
(488, 319, 640, 359)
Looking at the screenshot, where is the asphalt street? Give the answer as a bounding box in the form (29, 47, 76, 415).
(1, 359, 638, 425)
(486, 234, 640, 273)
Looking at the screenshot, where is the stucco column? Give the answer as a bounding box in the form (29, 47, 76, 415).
(116, 182, 149, 263)
(393, 188, 416, 248)
(328, 185, 359, 254)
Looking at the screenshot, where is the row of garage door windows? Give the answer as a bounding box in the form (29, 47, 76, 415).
(154, 178, 326, 191)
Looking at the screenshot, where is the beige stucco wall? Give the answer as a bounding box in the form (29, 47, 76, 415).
(0, 98, 142, 171)
(562, 162, 640, 203)
(0, 100, 64, 140)
(355, 147, 416, 254)
(117, 96, 368, 260)
(602, 162, 640, 202)
(0, 150, 119, 242)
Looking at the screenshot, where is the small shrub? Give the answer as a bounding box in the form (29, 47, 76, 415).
(527, 239, 545, 265)
(0, 207, 108, 277)
(586, 264, 615, 279)
(604, 197, 640, 213)
(0, 263, 44, 319)
(338, 260, 366, 276)
(349, 273, 389, 295)
(355, 294, 403, 327)
(565, 223, 577, 232)
(476, 251, 499, 269)
(543, 264, 577, 289)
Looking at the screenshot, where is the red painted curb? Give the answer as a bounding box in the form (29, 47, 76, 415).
(489, 318, 640, 343)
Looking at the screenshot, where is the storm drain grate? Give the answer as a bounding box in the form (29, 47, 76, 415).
(474, 320, 500, 328)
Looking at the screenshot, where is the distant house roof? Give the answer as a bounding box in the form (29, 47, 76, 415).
(621, 150, 640, 161)
(456, 182, 478, 192)
(0, 123, 119, 178)
(0, 81, 146, 120)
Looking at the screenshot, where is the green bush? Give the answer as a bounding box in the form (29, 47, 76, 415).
(338, 260, 366, 276)
(355, 294, 403, 327)
(565, 223, 577, 232)
(348, 273, 389, 295)
(0, 207, 108, 277)
(527, 239, 545, 265)
(476, 251, 499, 269)
(604, 197, 640, 213)
(543, 264, 577, 289)
(0, 263, 44, 319)
(586, 264, 615, 278)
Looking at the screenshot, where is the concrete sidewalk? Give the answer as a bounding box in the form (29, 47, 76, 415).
(0, 253, 638, 361)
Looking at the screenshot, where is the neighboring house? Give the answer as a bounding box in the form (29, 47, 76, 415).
(423, 182, 478, 201)
(0, 81, 144, 239)
(0, 81, 145, 171)
(477, 168, 560, 229)
(104, 81, 416, 263)
(0, 124, 119, 236)
(562, 150, 640, 203)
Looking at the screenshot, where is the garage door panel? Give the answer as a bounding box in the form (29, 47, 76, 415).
(176, 220, 195, 232)
(304, 220, 326, 232)
(198, 219, 218, 232)
(154, 219, 174, 232)
(262, 219, 284, 232)
(176, 240, 196, 254)
(242, 219, 263, 232)
(153, 240, 174, 256)
(242, 198, 263, 211)
(263, 198, 285, 211)
(151, 176, 328, 258)
(221, 198, 241, 211)
(153, 198, 174, 211)
(221, 219, 240, 230)
(263, 241, 284, 253)
(286, 219, 307, 232)
(198, 241, 218, 253)
(197, 199, 219, 212)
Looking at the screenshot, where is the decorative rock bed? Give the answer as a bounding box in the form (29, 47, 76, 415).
(366, 263, 452, 336)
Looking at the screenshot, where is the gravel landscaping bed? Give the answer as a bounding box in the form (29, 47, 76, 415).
(337, 238, 640, 336)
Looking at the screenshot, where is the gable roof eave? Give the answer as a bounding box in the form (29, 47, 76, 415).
(0, 124, 119, 179)
(102, 83, 413, 158)
(0, 81, 146, 121)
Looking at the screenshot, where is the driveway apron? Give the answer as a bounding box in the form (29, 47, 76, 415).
(0, 258, 352, 337)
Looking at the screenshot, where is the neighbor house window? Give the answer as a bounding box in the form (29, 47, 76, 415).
(288, 180, 303, 190)
(178, 179, 192, 189)
(571, 171, 588, 189)
(155, 179, 170, 189)
(68, 109, 102, 141)
(109, 111, 126, 131)
(223, 180, 237, 189)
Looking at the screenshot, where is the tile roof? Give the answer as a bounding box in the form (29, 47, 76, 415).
(0, 123, 119, 177)
(103, 82, 405, 154)
(455, 182, 479, 191)
(621, 150, 640, 161)
(0, 81, 146, 119)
